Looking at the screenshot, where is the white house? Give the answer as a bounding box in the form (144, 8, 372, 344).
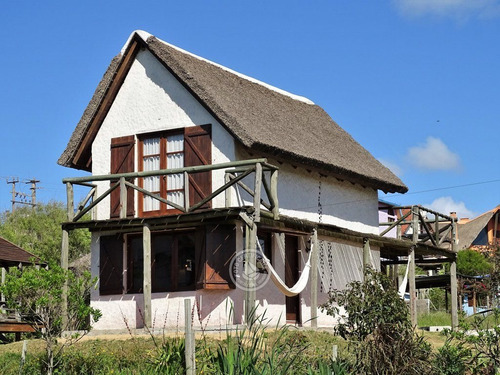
(58, 30, 442, 331)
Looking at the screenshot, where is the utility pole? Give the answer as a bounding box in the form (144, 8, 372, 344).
(27, 179, 40, 208)
(6, 178, 40, 211)
(7, 178, 19, 212)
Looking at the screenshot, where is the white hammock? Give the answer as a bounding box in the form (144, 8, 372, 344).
(398, 253, 412, 298)
(256, 236, 312, 297)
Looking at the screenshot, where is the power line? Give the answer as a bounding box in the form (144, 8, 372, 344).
(289, 177, 500, 212)
(386, 178, 500, 198)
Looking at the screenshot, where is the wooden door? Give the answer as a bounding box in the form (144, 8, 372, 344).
(285, 235, 300, 323)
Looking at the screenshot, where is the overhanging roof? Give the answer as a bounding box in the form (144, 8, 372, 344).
(58, 30, 407, 194)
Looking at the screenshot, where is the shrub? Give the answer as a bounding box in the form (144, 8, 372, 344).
(321, 268, 433, 374)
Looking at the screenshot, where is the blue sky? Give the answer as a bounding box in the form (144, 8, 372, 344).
(1, 0, 499, 219)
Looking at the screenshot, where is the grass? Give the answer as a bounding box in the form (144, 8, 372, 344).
(0, 329, 350, 375)
(418, 311, 452, 327)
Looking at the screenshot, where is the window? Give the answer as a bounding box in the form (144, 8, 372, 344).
(140, 133, 185, 213)
(127, 231, 196, 293)
(137, 125, 212, 216)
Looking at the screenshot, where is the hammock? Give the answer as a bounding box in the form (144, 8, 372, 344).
(398, 253, 412, 298)
(256, 236, 312, 297)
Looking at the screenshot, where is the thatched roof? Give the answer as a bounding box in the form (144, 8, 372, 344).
(0, 236, 40, 267)
(458, 206, 499, 250)
(58, 30, 407, 194)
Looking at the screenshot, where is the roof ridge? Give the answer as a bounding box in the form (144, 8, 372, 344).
(128, 30, 315, 105)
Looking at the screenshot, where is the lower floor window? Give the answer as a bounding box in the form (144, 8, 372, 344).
(128, 232, 196, 293)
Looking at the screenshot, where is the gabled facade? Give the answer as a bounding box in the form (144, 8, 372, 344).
(458, 205, 500, 255)
(58, 31, 456, 331)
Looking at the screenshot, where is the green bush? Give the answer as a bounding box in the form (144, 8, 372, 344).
(321, 268, 433, 374)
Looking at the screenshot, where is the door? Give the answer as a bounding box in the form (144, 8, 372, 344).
(285, 235, 300, 323)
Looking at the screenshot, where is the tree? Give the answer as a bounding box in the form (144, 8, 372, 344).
(457, 249, 492, 277)
(1, 264, 101, 375)
(0, 201, 90, 264)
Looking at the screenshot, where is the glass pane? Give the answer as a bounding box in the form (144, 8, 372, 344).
(167, 191, 184, 209)
(167, 153, 184, 169)
(167, 173, 184, 190)
(152, 234, 173, 292)
(143, 156, 160, 172)
(144, 193, 160, 212)
(143, 137, 160, 156)
(167, 134, 184, 152)
(177, 234, 195, 289)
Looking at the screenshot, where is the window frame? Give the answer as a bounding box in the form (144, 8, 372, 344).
(138, 129, 185, 216)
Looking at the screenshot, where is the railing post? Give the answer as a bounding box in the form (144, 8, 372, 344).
(119, 177, 127, 219)
(270, 169, 279, 219)
(184, 171, 190, 212)
(253, 163, 262, 223)
(224, 172, 232, 208)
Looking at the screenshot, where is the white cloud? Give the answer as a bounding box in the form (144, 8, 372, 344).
(424, 196, 476, 219)
(378, 158, 403, 177)
(406, 136, 460, 171)
(393, 0, 500, 19)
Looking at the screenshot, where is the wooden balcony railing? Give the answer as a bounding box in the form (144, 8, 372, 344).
(62, 158, 279, 223)
(379, 205, 457, 251)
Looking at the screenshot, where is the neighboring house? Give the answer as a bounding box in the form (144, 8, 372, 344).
(0, 236, 40, 335)
(458, 205, 500, 255)
(58, 31, 454, 331)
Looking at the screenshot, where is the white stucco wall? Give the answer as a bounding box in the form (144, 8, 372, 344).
(91, 48, 236, 220)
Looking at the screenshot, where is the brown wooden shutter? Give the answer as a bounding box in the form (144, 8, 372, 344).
(202, 224, 236, 289)
(184, 125, 212, 208)
(110, 135, 135, 218)
(99, 234, 123, 295)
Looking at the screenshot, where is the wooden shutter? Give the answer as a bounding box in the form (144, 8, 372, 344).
(184, 125, 212, 208)
(202, 224, 236, 289)
(110, 135, 135, 218)
(99, 234, 123, 295)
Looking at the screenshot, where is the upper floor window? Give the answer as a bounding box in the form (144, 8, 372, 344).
(110, 125, 212, 218)
(140, 133, 185, 213)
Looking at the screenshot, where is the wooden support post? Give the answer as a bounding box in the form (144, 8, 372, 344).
(409, 206, 419, 326)
(270, 169, 279, 219)
(253, 163, 262, 223)
(310, 229, 318, 328)
(61, 229, 69, 330)
(184, 299, 195, 375)
(244, 222, 257, 324)
(119, 177, 127, 218)
(143, 224, 152, 328)
(1, 267, 5, 304)
(409, 247, 417, 326)
(363, 238, 371, 278)
(450, 217, 459, 330)
(61, 182, 73, 331)
(224, 173, 231, 208)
